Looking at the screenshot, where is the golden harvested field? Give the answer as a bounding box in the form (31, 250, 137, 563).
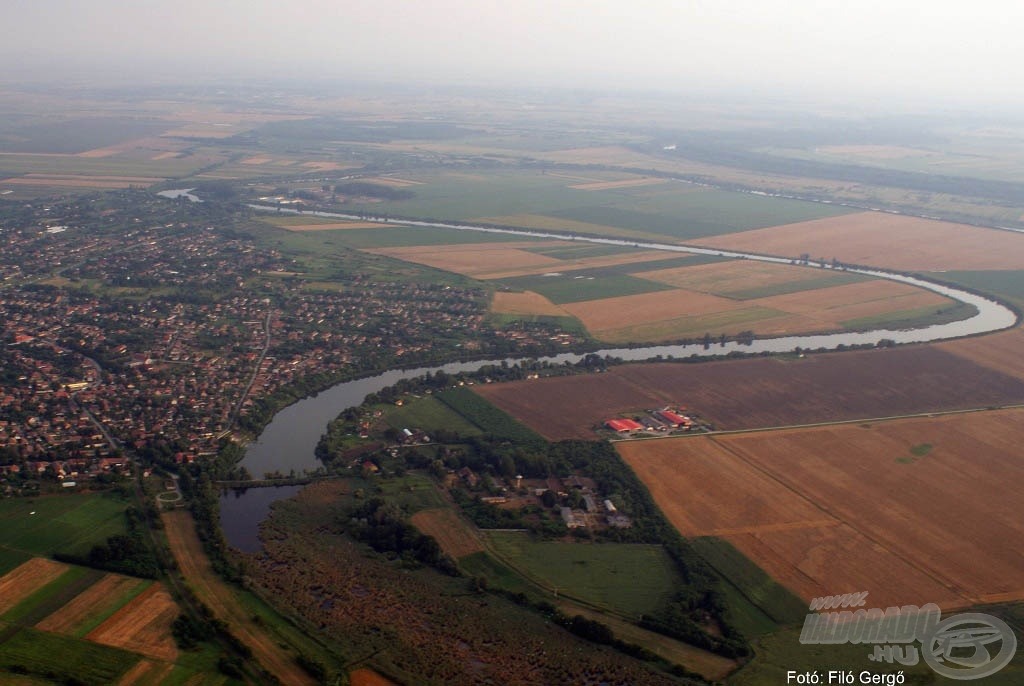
(569, 177, 668, 190)
(641, 260, 850, 294)
(367, 243, 563, 277)
(479, 250, 688, 280)
(940, 325, 1024, 381)
(35, 573, 145, 634)
(562, 288, 747, 330)
(753, 280, 950, 327)
(410, 508, 484, 559)
(619, 409, 1024, 609)
(0, 558, 69, 614)
(490, 291, 568, 316)
(693, 211, 1024, 271)
(162, 509, 318, 686)
(86, 583, 180, 661)
(473, 347, 1024, 439)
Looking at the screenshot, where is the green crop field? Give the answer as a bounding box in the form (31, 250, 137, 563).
(522, 243, 645, 260)
(938, 269, 1024, 304)
(720, 272, 868, 300)
(71, 580, 153, 638)
(0, 628, 139, 685)
(485, 532, 683, 618)
(437, 388, 544, 444)
(0, 493, 129, 559)
(495, 272, 672, 304)
(689, 537, 806, 631)
(385, 396, 483, 436)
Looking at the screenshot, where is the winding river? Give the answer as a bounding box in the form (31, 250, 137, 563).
(220, 207, 1018, 551)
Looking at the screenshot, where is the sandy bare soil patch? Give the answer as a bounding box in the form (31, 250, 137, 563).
(621, 409, 1024, 609)
(161, 509, 318, 685)
(150, 151, 181, 160)
(693, 211, 1024, 271)
(0, 558, 69, 614)
(35, 573, 144, 634)
(473, 346, 1024, 439)
(410, 508, 484, 559)
(87, 583, 180, 661)
(569, 177, 669, 190)
(490, 291, 568, 316)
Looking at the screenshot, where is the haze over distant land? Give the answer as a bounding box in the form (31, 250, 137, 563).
(3, 0, 1024, 110)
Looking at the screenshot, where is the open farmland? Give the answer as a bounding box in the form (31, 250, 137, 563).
(693, 211, 1024, 271)
(639, 259, 867, 299)
(410, 508, 485, 559)
(0, 492, 129, 559)
(941, 325, 1024, 381)
(490, 290, 568, 316)
(618, 408, 1024, 610)
(472, 346, 1024, 439)
(0, 558, 70, 615)
(86, 583, 180, 661)
(35, 573, 147, 636)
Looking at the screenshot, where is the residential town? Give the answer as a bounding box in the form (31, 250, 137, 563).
(0, 192, 585, 487)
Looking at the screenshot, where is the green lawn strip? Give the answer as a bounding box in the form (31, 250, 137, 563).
(488, 312, 587, 336)
(484, 531, 682, 619)
(70, 579, 153, 638)
(493, 272, 674, 304)
(0, 547, 31, 576)
(689, 537, 806, 629)
(722, 271, 869, 300)
(458, 551, 539, 599)
(372, 473, 448, 513)
(839, 300, 975, 330)
(930, 269, 1024, 304)
(1, 566, 103, 626)
(0, 627, 139, 685)
(384, 396, 483, 436)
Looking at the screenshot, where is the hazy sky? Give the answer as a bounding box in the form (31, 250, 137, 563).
(4, 0, 1024, 107)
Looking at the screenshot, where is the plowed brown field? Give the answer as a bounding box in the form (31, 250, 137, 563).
(0, 558, 68, 614)
(618, 409, 1024, 609)
(940, 325, 1024, 382)
(87, 583, 180, 661)
(693, 212, 1024, 271)
(473, 346, 1024, 439)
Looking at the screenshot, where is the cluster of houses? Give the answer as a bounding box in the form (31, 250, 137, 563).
(603, 407, 697, 436)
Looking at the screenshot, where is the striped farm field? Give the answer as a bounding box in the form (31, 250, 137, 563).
(35, 573, 148, 637)
(86, 583, 180, 661)
(490, 290, 568, 317)
(0, 558, 69, 615)
(617, 408, 1024, 610)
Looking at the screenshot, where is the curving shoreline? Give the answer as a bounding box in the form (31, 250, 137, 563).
(222, 206, 1020, 551)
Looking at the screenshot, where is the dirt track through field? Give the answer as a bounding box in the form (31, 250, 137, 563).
(161, 509, 318, 685)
